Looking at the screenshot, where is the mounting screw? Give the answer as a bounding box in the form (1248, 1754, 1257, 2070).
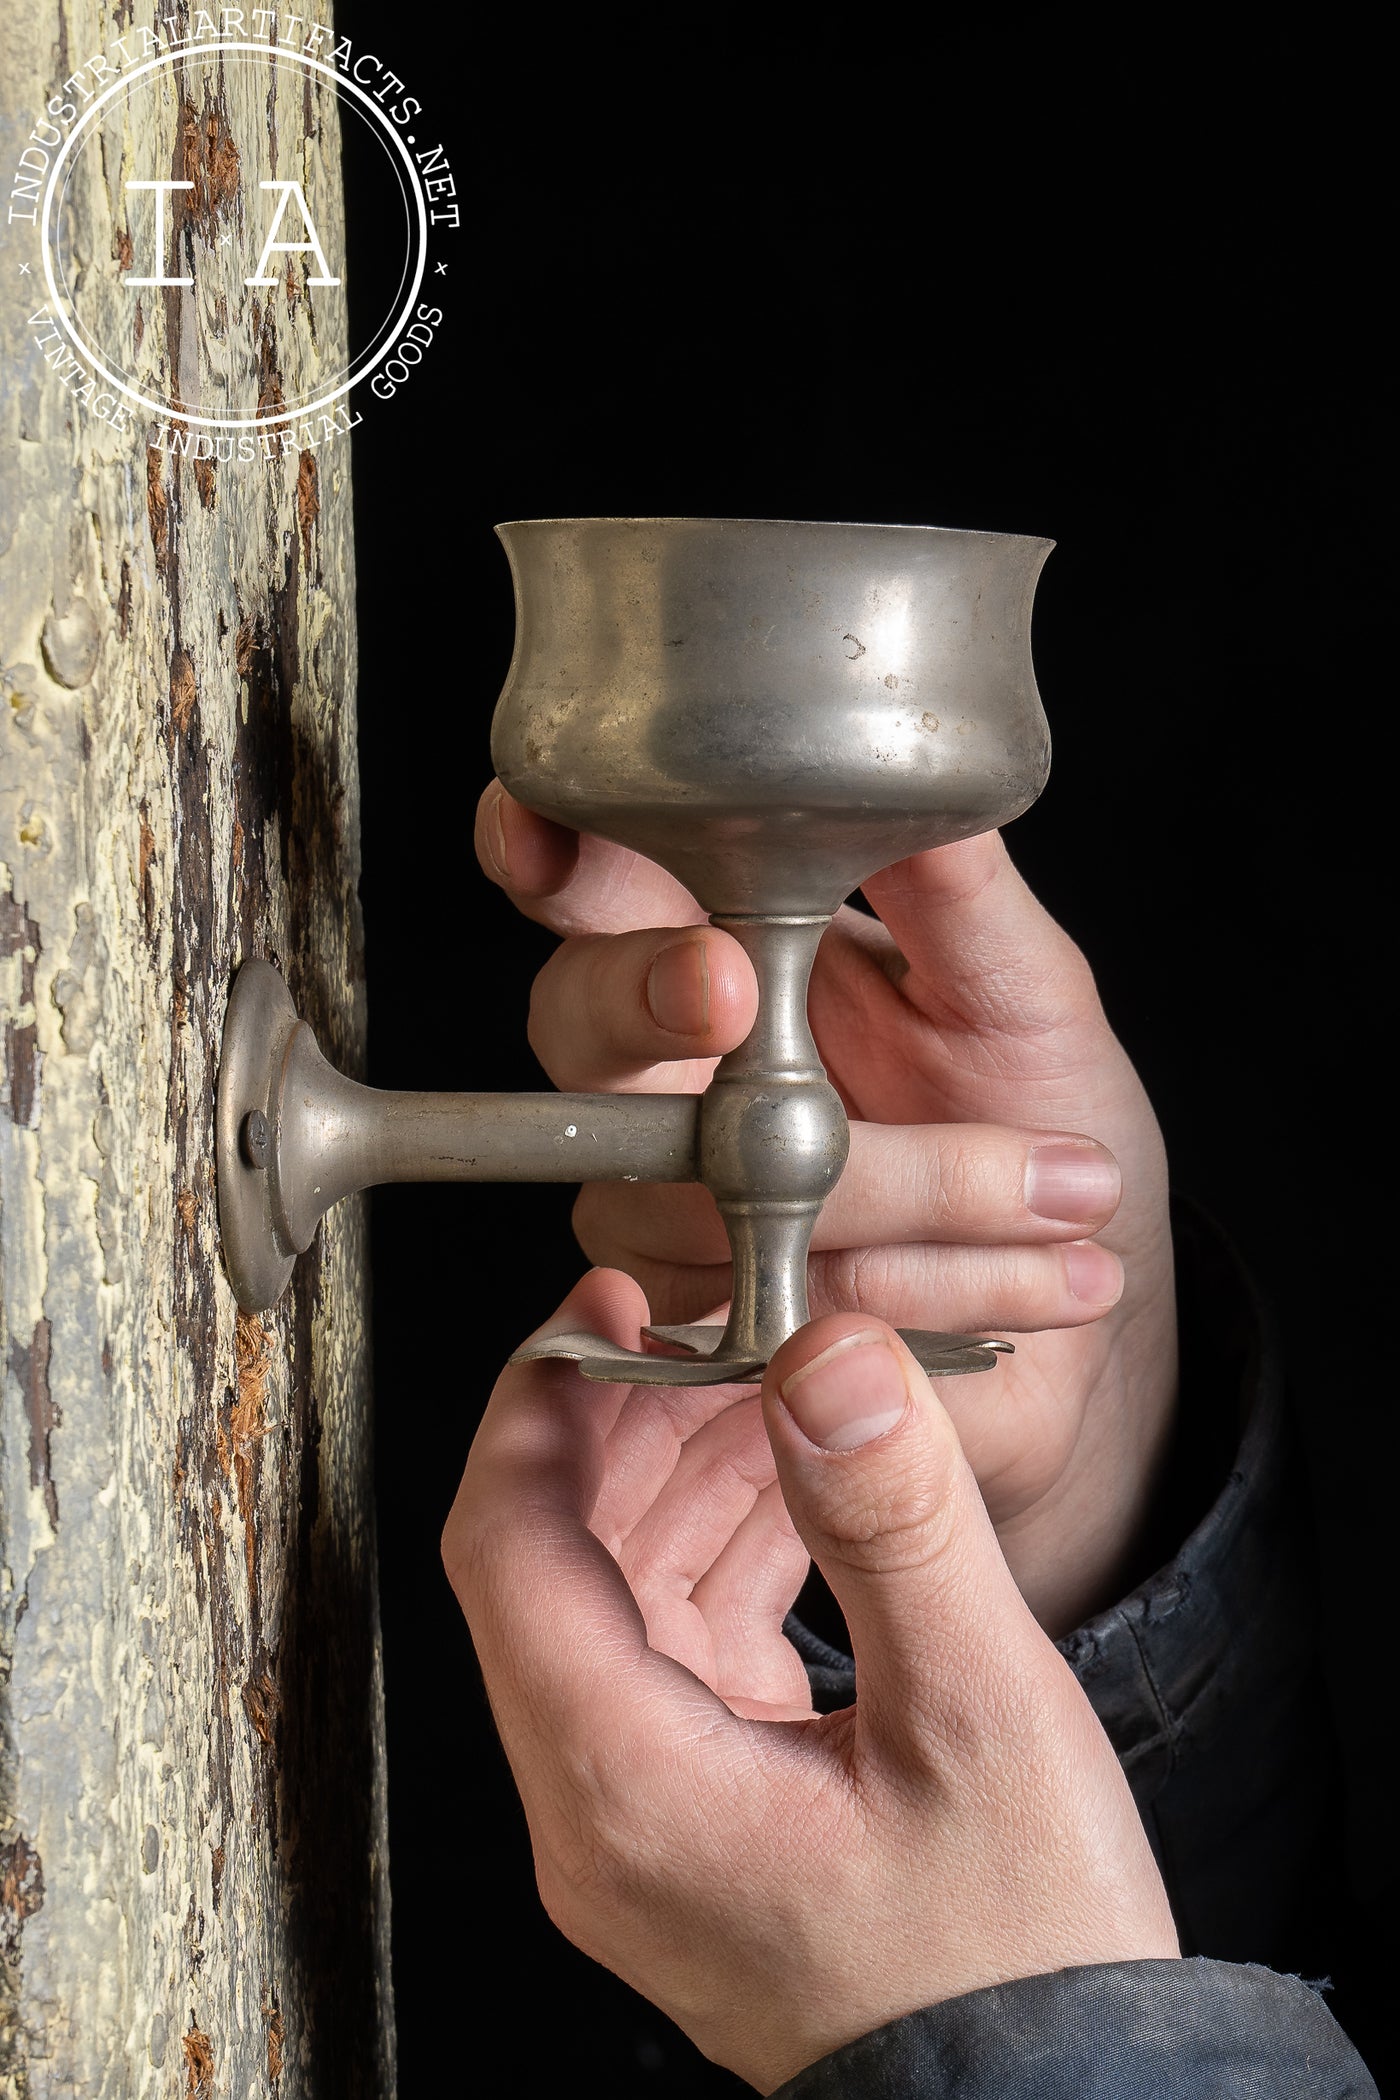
(240, 1108, 271, 1169)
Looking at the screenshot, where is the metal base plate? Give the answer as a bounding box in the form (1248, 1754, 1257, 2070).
(216, 960, 300, 1312)
(509, 1323, 1013, 1386)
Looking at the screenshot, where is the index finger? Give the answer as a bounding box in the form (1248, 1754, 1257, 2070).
(475, 780, 705, 938)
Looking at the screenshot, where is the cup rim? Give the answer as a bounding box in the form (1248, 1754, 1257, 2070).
(494, 515, 1054, 550)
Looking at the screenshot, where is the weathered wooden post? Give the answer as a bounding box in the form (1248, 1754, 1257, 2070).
(1, 6, 394, 2091)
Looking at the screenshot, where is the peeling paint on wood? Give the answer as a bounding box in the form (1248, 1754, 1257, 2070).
(7, 1323, 56, 1534)
(1, 6, 393, 2094)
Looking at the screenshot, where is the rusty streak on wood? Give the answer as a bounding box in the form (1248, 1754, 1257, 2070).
(182, 2020, 215, 2098)
(0, 1838, 45, 1963)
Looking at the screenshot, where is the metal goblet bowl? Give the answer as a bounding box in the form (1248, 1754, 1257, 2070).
(217, 517, 1052, 1386)
(491, 516, 1051, 917)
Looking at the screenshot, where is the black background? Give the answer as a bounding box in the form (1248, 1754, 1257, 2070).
(334, 19, 1382, 2093)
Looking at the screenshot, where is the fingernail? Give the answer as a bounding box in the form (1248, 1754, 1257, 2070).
(486, 784, 511, 880)
(1064, 1240, 1124, 1306)
(1026, 1142, 1120, 1222)
(780, 1331, 910, 1452)
(645, 937, 711, 1036)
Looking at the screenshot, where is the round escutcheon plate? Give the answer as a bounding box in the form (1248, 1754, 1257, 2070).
(215, 959, 300, 1313)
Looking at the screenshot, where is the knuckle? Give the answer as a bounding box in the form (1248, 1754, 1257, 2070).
(524, 959, 565, 1062)
(532, 1742, 664, 1928)
(472, 784, 505, 882)
(809, 1243, 907, 1320)
(524, 1001, 550, 1067)
(812, 1244, 857, 1309)
(925, 1138, 990, 1230)
(1032, 939, 1102, 1033)
(819, 1458, 964, 1579)
(1057, 936, 1099, 1006)
(843, 1244, 887, 1310)
(822, 1478, 965, 1579)
(439, 1490, 482, 1596)
(531, 1805, 631, 1958)
(439, 1490, 508, 1612)
(973, 936, 1105, 1045)
(438, 1514, 468, 1594)
(526, 937, 609, 1070)
(979, 1243, 1048, 1322)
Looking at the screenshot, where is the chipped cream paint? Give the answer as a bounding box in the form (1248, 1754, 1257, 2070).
(1, 7, 393, 2095)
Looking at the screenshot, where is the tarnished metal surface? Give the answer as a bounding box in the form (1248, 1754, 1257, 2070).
(492, 517, 1052, 917)
(217, 519, 1052, 1383)
(512, 1326, 1013, 1384)
(217, 960, 700, 1313)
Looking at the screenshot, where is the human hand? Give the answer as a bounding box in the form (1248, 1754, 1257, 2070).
(476, 787, 1177, 1633)
(443, 1271, 1180, 2094)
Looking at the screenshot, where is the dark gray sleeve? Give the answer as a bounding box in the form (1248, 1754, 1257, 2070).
(1052, 1199, 1338, 1963)
(777, 1202, 1372, 2093)
(772, 1959, 1378, 2099)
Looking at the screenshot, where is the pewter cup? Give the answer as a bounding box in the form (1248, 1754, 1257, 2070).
(491, 517, 1051, 916)
(218, 518, 1051, 1384)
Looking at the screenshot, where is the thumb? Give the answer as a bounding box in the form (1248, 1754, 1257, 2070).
(860, 831, 1095, 1040)
(762, 1316, 1048, 1759)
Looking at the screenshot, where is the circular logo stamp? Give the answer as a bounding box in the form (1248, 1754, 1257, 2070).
(17, 25, 454, 449)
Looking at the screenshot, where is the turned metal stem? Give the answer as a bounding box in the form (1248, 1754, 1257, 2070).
(699, 915, 849, 1363)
